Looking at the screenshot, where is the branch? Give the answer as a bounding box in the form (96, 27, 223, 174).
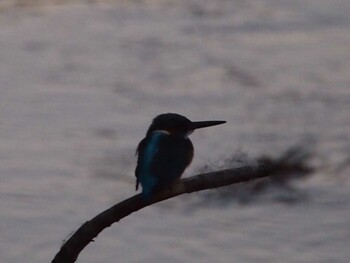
(52, 148, 311, 263)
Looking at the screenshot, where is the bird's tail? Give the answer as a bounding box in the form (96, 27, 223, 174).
(135, 178, 139, 191)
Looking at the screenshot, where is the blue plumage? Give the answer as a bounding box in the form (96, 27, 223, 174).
(136, 132, 167, 197)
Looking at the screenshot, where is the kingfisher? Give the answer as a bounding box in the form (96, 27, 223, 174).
(135, 113, 226, 198)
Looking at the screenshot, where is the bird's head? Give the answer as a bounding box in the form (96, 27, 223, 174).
(146, 113, 226, 138)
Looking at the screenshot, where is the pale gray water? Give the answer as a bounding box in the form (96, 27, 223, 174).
(0, 1, 350, 262)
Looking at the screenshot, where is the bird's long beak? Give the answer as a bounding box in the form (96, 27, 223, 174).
(190, 120, 226, 130)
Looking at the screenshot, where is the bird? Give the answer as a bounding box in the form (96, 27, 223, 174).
(135, 113, 226, 198)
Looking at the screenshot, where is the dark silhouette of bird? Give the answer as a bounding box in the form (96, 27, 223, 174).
(135, 113, 226, 198)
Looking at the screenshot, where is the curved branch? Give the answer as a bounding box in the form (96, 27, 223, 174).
(52, 148, 311, 263)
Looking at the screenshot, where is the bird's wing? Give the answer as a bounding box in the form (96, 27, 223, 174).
(135, 137, 147, 190)
(135, 132, 169, 191)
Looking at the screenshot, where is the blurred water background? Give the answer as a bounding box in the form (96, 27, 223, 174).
(0, 1, 350, 262)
